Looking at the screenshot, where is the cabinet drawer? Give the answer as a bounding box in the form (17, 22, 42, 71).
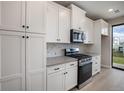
(47, 64, 65, 74)
(92, 62, 100, 69)
(92, 56, 100, 61)
(66, 61, 77, 69)
(92, 67, 100, 75)
(92, 60, 100, 66)
(92, 64, 101, 76)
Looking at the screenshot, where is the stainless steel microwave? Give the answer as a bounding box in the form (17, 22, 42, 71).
(70, 29, 84, 43)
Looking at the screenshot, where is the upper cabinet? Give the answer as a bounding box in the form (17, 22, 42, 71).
(84, 17, 94, 44)
(0, 1, 25, 31)
(46, 2, 59, 43)
(69, 4, 86, 31)
(26, 1, 46, 34)
(0, 1, 46, 34)
(46, 2, 70, 43)
(98, 19, 109, 36)
(59, 6, 70, 43)
(101, 19, 109, 36)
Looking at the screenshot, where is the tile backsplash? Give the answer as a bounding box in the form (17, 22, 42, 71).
(47, 43, 87, 57)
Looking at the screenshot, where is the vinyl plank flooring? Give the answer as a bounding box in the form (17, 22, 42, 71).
(74, 68, 124, 91)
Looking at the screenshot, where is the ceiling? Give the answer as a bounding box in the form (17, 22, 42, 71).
(55, 1, 124, 21)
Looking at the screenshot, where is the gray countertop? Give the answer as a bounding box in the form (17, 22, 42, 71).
(47, 56, 77, 67)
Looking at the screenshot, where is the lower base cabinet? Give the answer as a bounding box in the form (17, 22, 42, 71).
(92, 55, 101, 76)
(47, 70, 65, 91)
(47, 61, 77, 91)
(65, 67, 77, 90)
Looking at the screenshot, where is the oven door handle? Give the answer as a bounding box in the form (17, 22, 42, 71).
(79, 61, 92, 66)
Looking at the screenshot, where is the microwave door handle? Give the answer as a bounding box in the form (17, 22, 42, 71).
(77, 33, 79, 40)
(81, 33, 84, 41)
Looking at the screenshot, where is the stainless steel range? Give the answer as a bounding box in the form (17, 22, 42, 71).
(65, 48, 92, 89)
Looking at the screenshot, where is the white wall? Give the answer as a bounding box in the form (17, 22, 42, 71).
(108, 16, 124, 25)
(101, 34, 111, 68)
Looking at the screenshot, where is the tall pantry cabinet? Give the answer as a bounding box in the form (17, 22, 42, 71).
(0, 1, 46, 91)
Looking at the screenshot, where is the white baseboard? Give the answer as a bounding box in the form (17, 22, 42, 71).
(101, 64, 111, 69)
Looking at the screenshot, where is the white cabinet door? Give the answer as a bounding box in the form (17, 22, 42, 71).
(92, 56, 101, 76)
(0, 31, 25, 91)
(46, 2, 59, 43)
(84, 17, 94, 44)
(70, 4, 86, 31)
(101, 20, 109, 36)
(79, 12, 86, 31)
(65, 67, 77, 90)
(0, 1, 25, 31)
(59, 7, 70, 43)
(26, 1, 46, 34)
(47, 70, 65, 91)
(70, 4, 79, 30)
(26, 33, 46, 91)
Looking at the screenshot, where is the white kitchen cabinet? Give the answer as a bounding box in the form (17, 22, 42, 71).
(47, 70, 65, 91)
(96, 19, 109, 36)
(46, 2, 70, 43)
(0, 1, 46, 91)
(92, 55, 101, 76)
(101, 19, 109, 36)
(59, 7, 70, 43)
(84, 17, 94, 44)
(69, 4, 86, 31)
(0, 1, 46, 34)
(0, 31, 46, 91)
(26, 33, 46, 91)
(0, 31, 25, 91)
(47, 61, 77, 91)
(47, 64, 65, 91)
(46, 2, 59, 43)
(65, 66, 77, 90)
(26, 1, 46, 34)
(0, 1, 25, 31)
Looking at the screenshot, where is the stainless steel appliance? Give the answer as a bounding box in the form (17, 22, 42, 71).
(65, 48, 92, 89)
(70, 29, 85, 43)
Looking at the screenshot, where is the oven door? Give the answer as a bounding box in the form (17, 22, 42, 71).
(78, 62, 92, 85)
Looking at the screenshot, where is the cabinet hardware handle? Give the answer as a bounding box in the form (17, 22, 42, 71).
(27, 36, 29, 38)
(22, 25, 25, 28)
(70, 64, 74, 66)
(22, 36, 25, 38)
(79, 27, 81, 29)
(54, 68, 59, 70)
(57, 39, 60, 41)
(64, 72, 68, 75)
(26, 26, 29, 29)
